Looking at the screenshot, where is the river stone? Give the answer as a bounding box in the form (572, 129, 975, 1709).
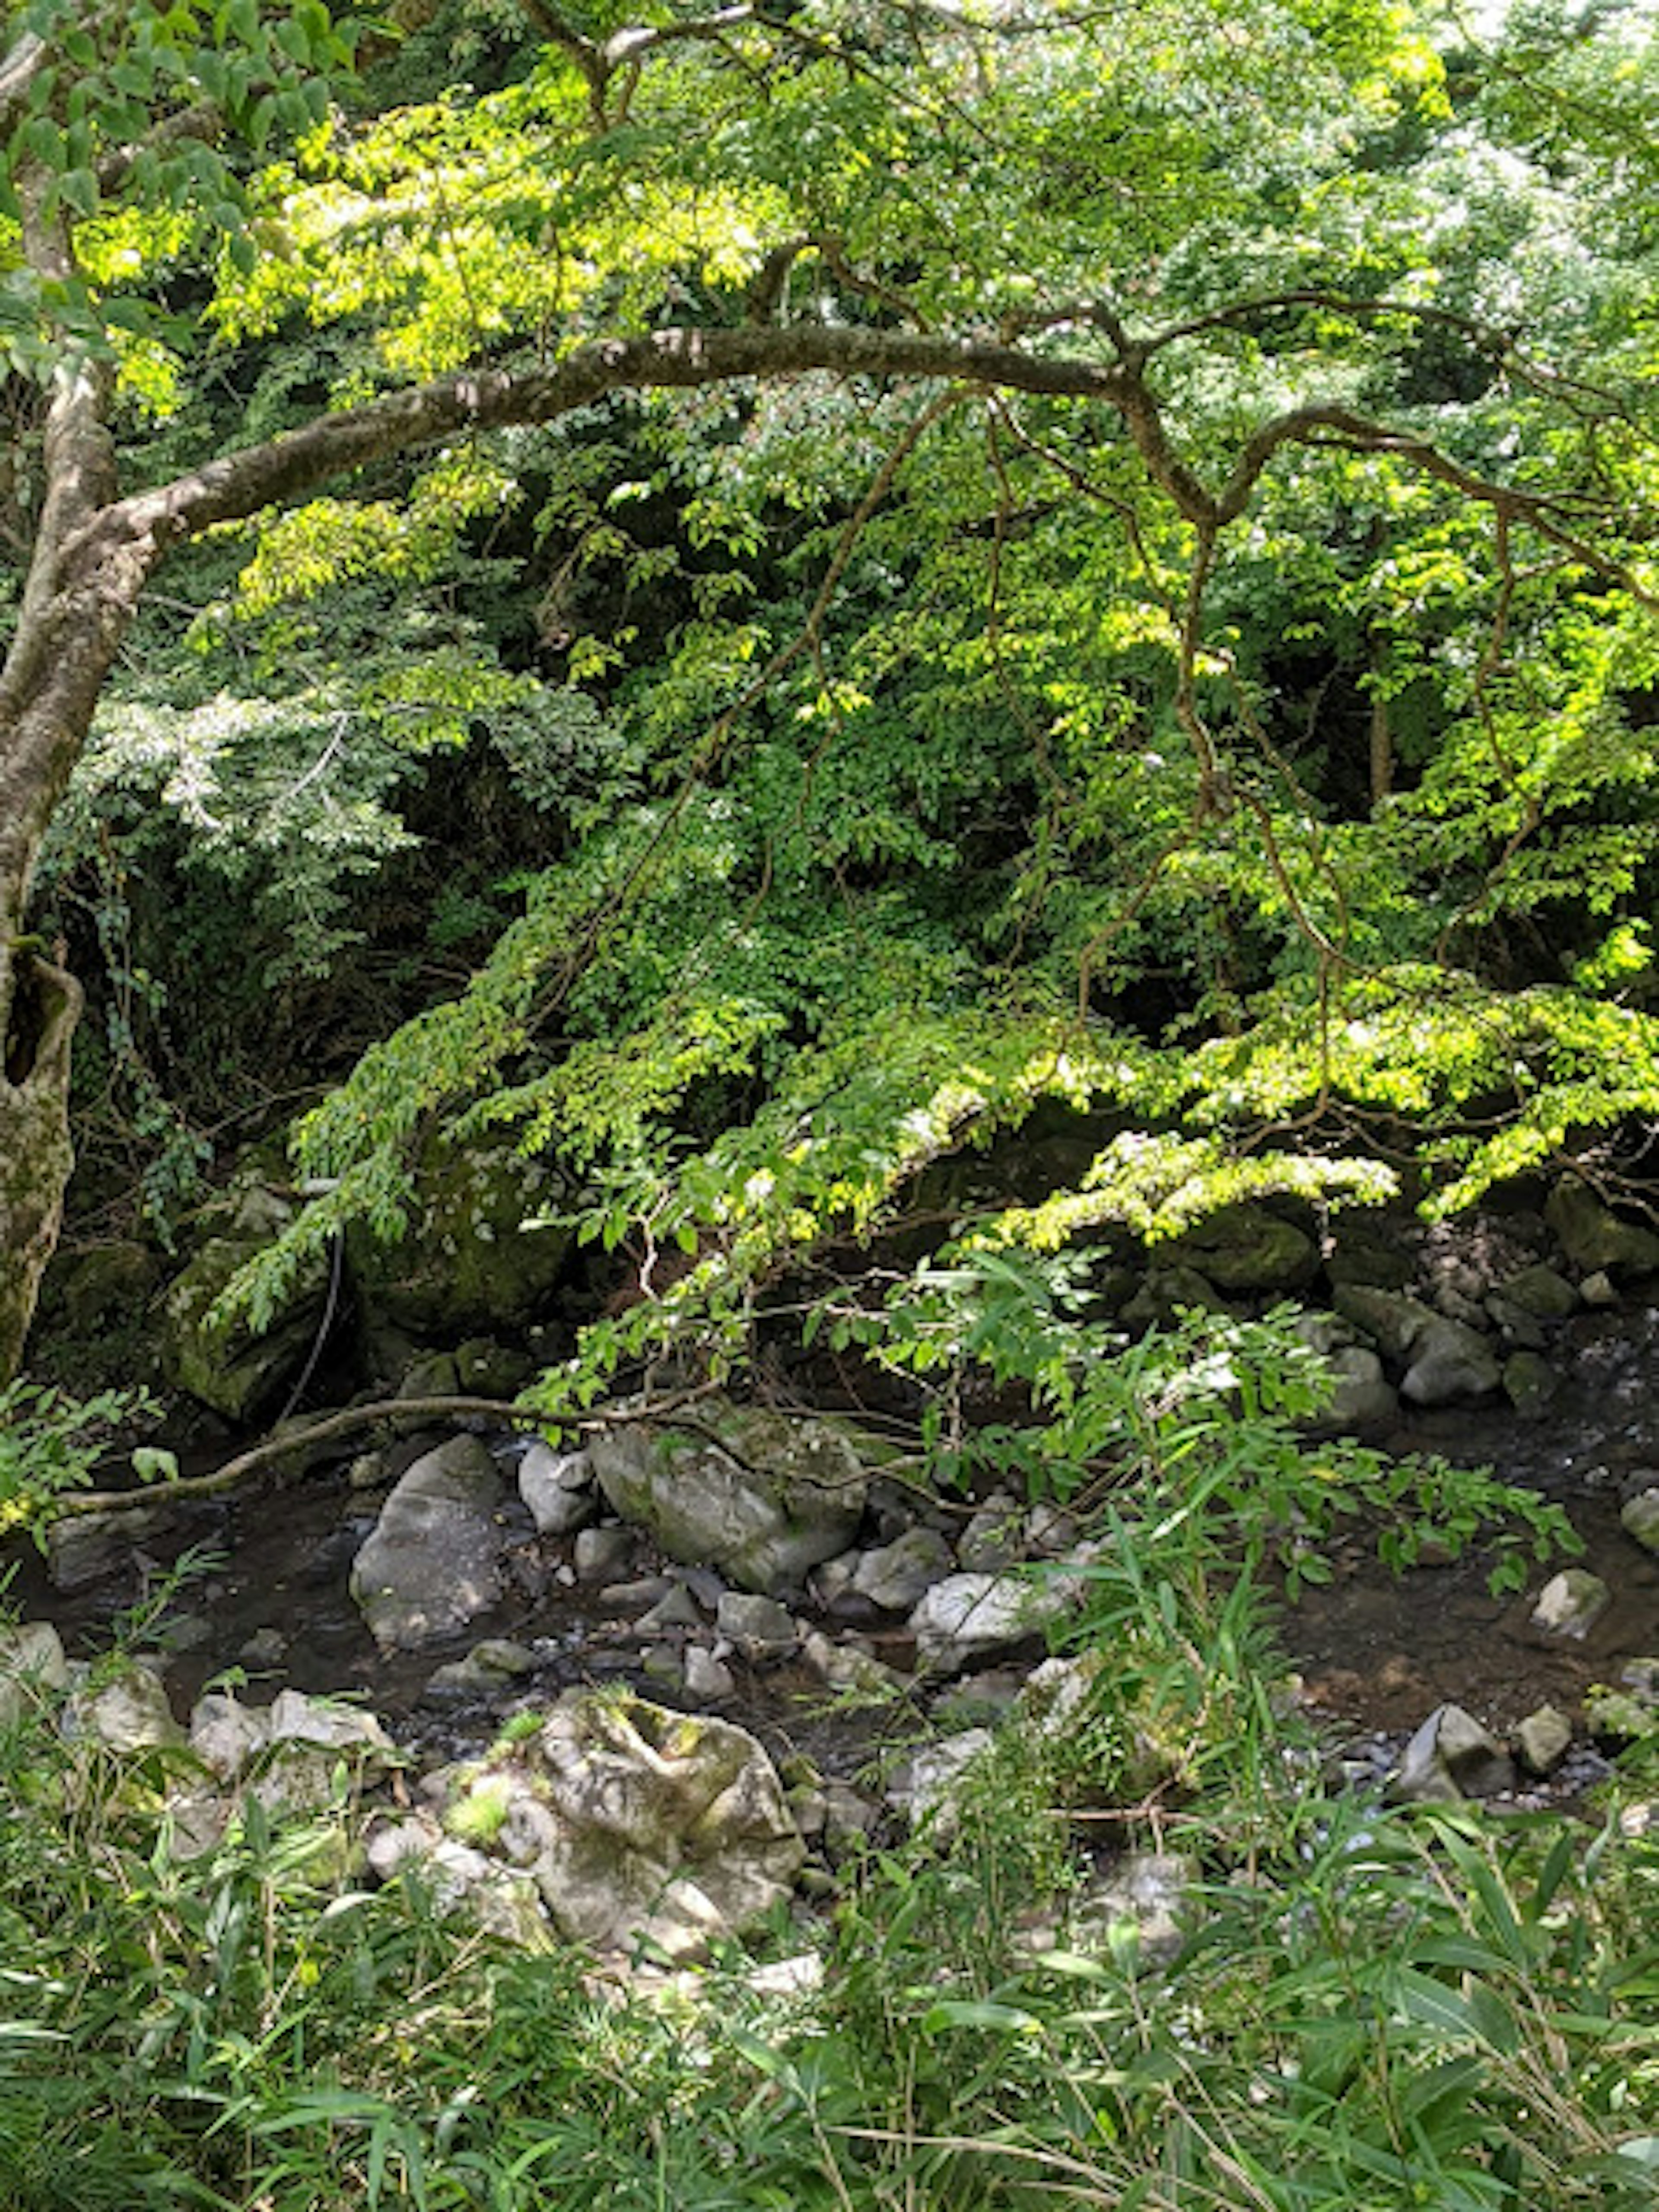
(800, 1627, 906, 1699)
(71, 1663, 186, 1753)
(888, 1729, 995, 1831)
(959, 1491, 1023, 1572)
(1497, 1264, 1578, 1321)
(1069, 1851, 1197, 1967)
(588, 1397, 868, 1595)
(1321, 1344, 1399, 1428)
(851, 1526, 956, 1612)
(1545, 1176, 1659, 1276)
(1390, 1704, 1515, 1803)
(1515, 1705, 1573, 1775)
(1503, 1350, 1560, 1416)
(161, 1179, 330, 1422)
(1400, 1316, 1502, 1405)
(0, 1621, 70, 1727)
(45, 1502, 173, 1592)
(190, 1691, 270, 1781)
(573, 1525, 634, 1583)
(488, 1692, 805, 1961)
(715, 1591, 799, 1656)
(517, 1442, 597, 1536)
(1530, 1568, 1611, 1640)
(1122, 1265, 1232, 1327)
(908, 1568, 1080, 1674)
(1621, 1489, 1659, 1554)
(1164, 1202, 1318, 1291)
(350, 1434, 507, 1649)
(684, 1645, 736, 1702)
(1332, 1286, 1436, 1361)
(346, 1131, 572, 1336)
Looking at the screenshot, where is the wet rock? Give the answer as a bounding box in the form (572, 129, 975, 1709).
(1514, 1705, 1573, 1776)
(0, 1621, 69, 1726)
(1400, 1316, 1502, 1406)
(589, 1397, 868, 1595)
(45, 1503, 172, 1592)
(573, 1525, 634, 1584)
(1502, 1350, 1560, 1417)
(70, 1663, 186, 1754)
(1621, 1489, 1659, 1554)
(1390, 1703, 1515, 1803)
(426, 1639, 537, 1695)
(350, 1434, 508, 1650)
(908, 1567, 1081, 1674)
(517, 1442, 597, 1536)
(1165, 1202, 1318, 1291)
(492, 1691, 806, 1961)
(715, 1592, 799, 1658)
(1580, 1269, 1619, 1307)
(1497, 1264, 1578, 1321)
(238, 1626, 289, 1669)
(1530, 1568, 1611, 1640)
(1546, 1176, 1659, 1276)
(1322, 1344, 1399, 1428)
(851, 1527, 955, 1612)
(190, 1691, 270, 1781)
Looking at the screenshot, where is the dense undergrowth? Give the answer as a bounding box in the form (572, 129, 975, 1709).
(4, 1320, 1657, 2210)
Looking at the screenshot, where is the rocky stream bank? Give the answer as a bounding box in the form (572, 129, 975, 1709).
(12, 1159, 1659, 1971)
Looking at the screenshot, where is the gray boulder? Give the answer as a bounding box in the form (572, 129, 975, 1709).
(346, 1131, 572, 1337)
(909, 1566, 1083, 1674)
(1400, 1316, 1502, 1405)
(162, 1179, 329, 1421)
(1164, 1202, 1318, 1291)
(1390, 1704, 1515, 1803)
(1530, 1567, 1611, 1640)
(851, 1526, 956, 1612)
(350, 1434, 507, 1649)
(517, 1441, 596, 1536)
(588, 1397, 868, 1595)
(0, 1621, 70, 1728)
(1622, 1489, 1659, 1554)
(483, 1691, 804, 1961)
(1546, 1176, 1659, 1276)
(70, 1663, 185, 1753)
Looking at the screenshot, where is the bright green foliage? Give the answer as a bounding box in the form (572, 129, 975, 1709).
(3, 2, 1654, 1357)
(0, 1379, 159, 1533)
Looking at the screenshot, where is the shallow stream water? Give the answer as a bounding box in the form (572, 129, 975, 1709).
(8, 1299, 1659, 1782)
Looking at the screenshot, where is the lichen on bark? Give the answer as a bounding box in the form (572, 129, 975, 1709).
(0, 944, 83, 1384)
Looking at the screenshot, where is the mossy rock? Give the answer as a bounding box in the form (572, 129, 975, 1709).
(347, 1132, 573, 1336)
(162, 1183, 328, 1422)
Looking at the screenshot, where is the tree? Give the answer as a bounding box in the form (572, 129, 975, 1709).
(1, 0, 1655, 1384)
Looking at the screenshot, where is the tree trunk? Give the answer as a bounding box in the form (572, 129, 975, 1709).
(0, 942, 81, 1382)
